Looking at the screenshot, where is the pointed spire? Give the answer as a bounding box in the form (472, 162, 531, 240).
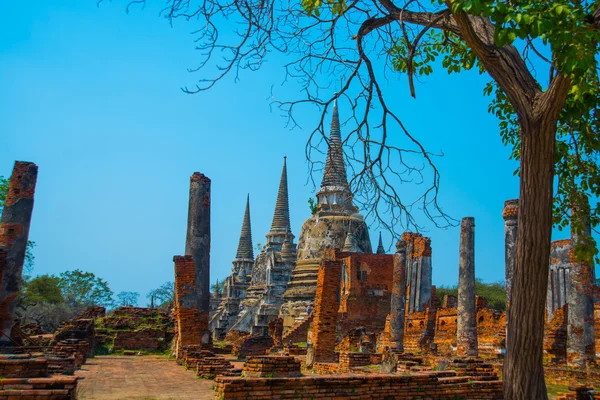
(270, 157, 291, 233)
(376, 232, 386, 254)
(235, 194, 254, 260)
(321, 98, 349, 189)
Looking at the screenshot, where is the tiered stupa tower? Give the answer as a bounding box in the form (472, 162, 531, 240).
(210, 195, 254, 338)
(279, 100, 372, 329)
(229, 158, 297, 333)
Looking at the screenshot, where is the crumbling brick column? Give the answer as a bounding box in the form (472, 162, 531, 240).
(390, 240, 407, 351)
(184, 172, 211, 345)
(174, 255, 207, 357)
(402, 232, 432, 313)
(306, 253, 342, 367)
(547, 240, 572, 321)
(567, 201, 596, 367)
(457, 217, 478, 357)
(502, 199, 518, 317)
(0, 161, 38, 346)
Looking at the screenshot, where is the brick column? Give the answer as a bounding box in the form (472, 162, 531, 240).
(502, 199, 518, 317)
(306, 254, 342, 367)
(567, 201, 596, 367)
(174, 255, 207, 357)
(457, 217, 478, 357)
(0, 161, 38, 345)
(390, 240, 407, 351)
(184, 172, 211, 345)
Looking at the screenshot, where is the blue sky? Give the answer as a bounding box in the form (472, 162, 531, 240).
(1, 1, 589, 304)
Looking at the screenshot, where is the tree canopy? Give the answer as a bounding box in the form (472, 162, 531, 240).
(147, 281, 174, 308)
(116, 291, 140, 307)
(58, 269, 114, 307)
(21, 274, 64, 306)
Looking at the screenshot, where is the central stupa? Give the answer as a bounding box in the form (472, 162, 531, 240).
(279, 100, 372, 329)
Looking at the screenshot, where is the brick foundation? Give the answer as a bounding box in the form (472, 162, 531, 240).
(214, 372, 503, 399)
(0, 376, 77, 400)
(0, 355, 48, 378)
(242, 356, 301, 378)
(339, 352, 372, 371)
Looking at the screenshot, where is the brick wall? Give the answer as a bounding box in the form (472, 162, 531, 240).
(231, 335, 273, 358)
(0, 376, 78, 399)
(242, 356, 301, 378)
(338, 254, 393, 334)
(339, 352, 372, 371)
(113, 328, 166, 351)
(214, 372, 503, 399)
(544, 304, 568, 363)
(0, 356, 48, 378)
(476, 308, 505, 357)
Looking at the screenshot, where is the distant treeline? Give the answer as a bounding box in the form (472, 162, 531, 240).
(435, 279, 506, 311)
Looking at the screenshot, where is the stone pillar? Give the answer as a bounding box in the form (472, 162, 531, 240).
(567, 201, 596, 367)
(457, 217, 478, 357)
(184, 172, 211, 345)
(502, 199, 518, 317)
(390, 240, 407, 351)
(0, 161, 38, 345)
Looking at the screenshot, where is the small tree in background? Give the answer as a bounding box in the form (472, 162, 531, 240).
(21, 274, 64, 306)
(58, 269, 114, 308)
(115, 291, 139, 307)
(147, 281, 174, 309)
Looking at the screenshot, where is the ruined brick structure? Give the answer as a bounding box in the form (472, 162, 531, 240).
(173, 255, 208, 358)
(544, 236, 597, 365)
(306, 249, 393, 367)
(215, 372, 503, 400)
(0, 161, 38, 345)
(280, 101, 372, 329)
(390, 240, 407, 351)
(402, 232, 432, 313)
(183, 172, 211, 345)
(547, 240, 573, 320)
(242, 356, 301, 378)
(306, 255, 342, 366)
(95, 306, 174, 352)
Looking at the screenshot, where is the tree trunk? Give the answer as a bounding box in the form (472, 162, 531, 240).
(503, 115, 557, 399)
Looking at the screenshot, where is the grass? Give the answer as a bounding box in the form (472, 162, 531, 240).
(293, 342, 308, 348)
(546, 383, 571, 400)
